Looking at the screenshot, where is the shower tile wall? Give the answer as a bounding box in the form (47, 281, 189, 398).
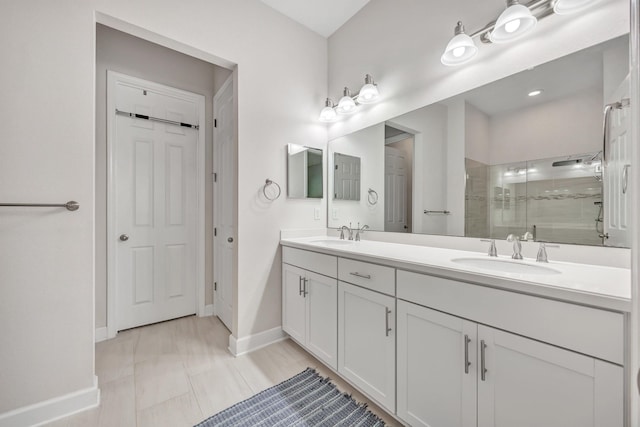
(465, 158, 603, 246)
(526, 177, 602, 245)
(465, 158, 489, 238)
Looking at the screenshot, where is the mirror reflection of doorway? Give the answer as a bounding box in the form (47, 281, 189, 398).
(384, 125, 413, 232)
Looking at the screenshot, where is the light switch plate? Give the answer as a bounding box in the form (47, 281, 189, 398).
(314, 207, 321, 220)
(332, 208, 339, 220)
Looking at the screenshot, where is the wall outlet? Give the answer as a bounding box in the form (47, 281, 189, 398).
(314, 207, 321, 220)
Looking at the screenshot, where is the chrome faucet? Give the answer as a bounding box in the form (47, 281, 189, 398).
(355, 223, 369, 241)
(481, 239, 498, 257)
(339, 224, 353, 240)
(536, 242, 559, 263)
(506, 234, 523, 259)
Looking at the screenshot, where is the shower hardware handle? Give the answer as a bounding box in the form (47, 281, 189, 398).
(623, 164, 631, 195)
(119, 234, 129, 242)
(464, 335, 471, 374)
(480, 340, 487, 381)
(350, 272, 372, 279)
(385, 307, 392, 337)
(603, 98, 631, 164)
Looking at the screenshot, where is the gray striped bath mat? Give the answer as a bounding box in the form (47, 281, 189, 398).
(195, 367, 386, 426)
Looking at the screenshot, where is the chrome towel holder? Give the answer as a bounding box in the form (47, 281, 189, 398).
(263, 179, 281, 201)
(367, 188, 379, 205)
(0, 201, 80, 211)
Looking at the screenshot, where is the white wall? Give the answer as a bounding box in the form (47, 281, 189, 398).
(329, 123, 385, 230)
(95, 24, 232, 329)
(328, 0, 628, 140)
(0, 0, 327, 419)
(388, 105, 448, 234)
(465, 102, 491, 165)
(488, 87, 603, 165)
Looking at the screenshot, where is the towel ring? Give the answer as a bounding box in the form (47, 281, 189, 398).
(263, 179, 281, 201)
(367, 188, 379, 205)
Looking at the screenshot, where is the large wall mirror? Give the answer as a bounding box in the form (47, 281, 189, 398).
(328, 33, 630, 247)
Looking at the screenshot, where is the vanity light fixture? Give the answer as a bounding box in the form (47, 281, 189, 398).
(357, 74, 380, 104)
(553, 0, 600, 15)
(319, 98, 338, 122)
(441, 0, 601, 67)
(319, 74, 380, 121)
(490, 0, 538, 44)
(441, 22, 478, 66)
(336, 88, 357, 114)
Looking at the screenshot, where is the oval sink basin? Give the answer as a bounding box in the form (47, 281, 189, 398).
(451, 258, 561, 275)
(310, 239, 354, 246)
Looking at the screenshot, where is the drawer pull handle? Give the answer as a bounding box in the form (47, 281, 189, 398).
(298, 276, 304, 296)
(350, 272, 372, 279)
(385, 307, 392, 337)
(480, 340, 487, 381)
(464, 335, 471, 374)
(303, 277, 308, 297)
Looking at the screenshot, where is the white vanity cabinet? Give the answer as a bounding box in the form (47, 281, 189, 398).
(338, 281, 396, 413)
(282, 247, 338, 369)
(397, 271, 624, 427)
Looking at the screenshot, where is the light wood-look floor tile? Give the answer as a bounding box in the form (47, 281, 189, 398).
(137, 391, 202, 427)
(135, 354, 190, 411)
(189, 358, 254, 417)
(48, 315, 401, 426)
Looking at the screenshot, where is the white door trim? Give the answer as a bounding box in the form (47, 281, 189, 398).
(106, 71, 206, 339)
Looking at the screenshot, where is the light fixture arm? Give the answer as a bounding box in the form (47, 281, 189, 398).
(468, 0, 554, 44)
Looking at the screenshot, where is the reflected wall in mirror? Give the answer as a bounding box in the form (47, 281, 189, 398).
(328, 34, 630, 247)
(287, 144, 323, 199)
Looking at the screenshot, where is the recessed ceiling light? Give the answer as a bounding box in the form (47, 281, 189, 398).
(528, 89, 543, 97)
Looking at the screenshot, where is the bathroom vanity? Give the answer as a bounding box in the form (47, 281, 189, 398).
(280, 236, 629, 427)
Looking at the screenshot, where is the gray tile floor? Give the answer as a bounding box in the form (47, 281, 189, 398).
(45, 315, 399, 426)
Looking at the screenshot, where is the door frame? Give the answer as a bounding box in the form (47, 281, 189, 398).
(106, 71, 206, 338)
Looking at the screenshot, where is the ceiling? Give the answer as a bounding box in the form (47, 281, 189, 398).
(260, 0, 371, 37)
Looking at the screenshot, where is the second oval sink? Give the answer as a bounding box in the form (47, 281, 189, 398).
(451, 257, 561, 275)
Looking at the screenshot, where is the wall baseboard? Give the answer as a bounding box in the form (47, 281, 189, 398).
(95, 327, 108, 343)
(203, 304, 214, 317)
(0, 376, 100, 427)
(228, 327, 287, 357)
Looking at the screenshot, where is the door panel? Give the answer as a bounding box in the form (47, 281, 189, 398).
(477, 325, 623, 427)
(338, 281, 395, 412)
(305, 271, 338, 369)
(213, 76, 235, 330)
(282, 264, 306, 344)
(114, 77, 198, 331)
(397, 301, 477, 427)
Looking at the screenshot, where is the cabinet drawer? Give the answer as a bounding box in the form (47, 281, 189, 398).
(397, 270, 624, 365)
(282, 246, 337, 278)
(338, 258, 395, 296)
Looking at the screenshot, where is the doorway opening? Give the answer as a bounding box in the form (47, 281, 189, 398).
(96, 22, 236, 339)
(384, 125, 414, 233)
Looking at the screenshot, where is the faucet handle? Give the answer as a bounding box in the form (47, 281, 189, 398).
(536, 242, 559, 263)
(480, 239, 498, 257)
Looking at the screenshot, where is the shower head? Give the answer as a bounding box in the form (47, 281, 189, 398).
(552, 159, 583, 167)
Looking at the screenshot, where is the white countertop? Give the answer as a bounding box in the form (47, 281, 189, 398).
(280, 236, 631, 312)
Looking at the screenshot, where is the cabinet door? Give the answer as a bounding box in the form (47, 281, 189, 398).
(338, 281, 396, 412)
(397, 301, 477, 427)
(478, 325, 623, 427)
(282, 264, 306, 344)
(305, 271, 338, 370)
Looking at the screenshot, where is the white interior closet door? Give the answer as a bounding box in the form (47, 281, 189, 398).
(213, 75, 235, 331)
(385, 146, 408, 232)
(109, 72, 202, 332)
